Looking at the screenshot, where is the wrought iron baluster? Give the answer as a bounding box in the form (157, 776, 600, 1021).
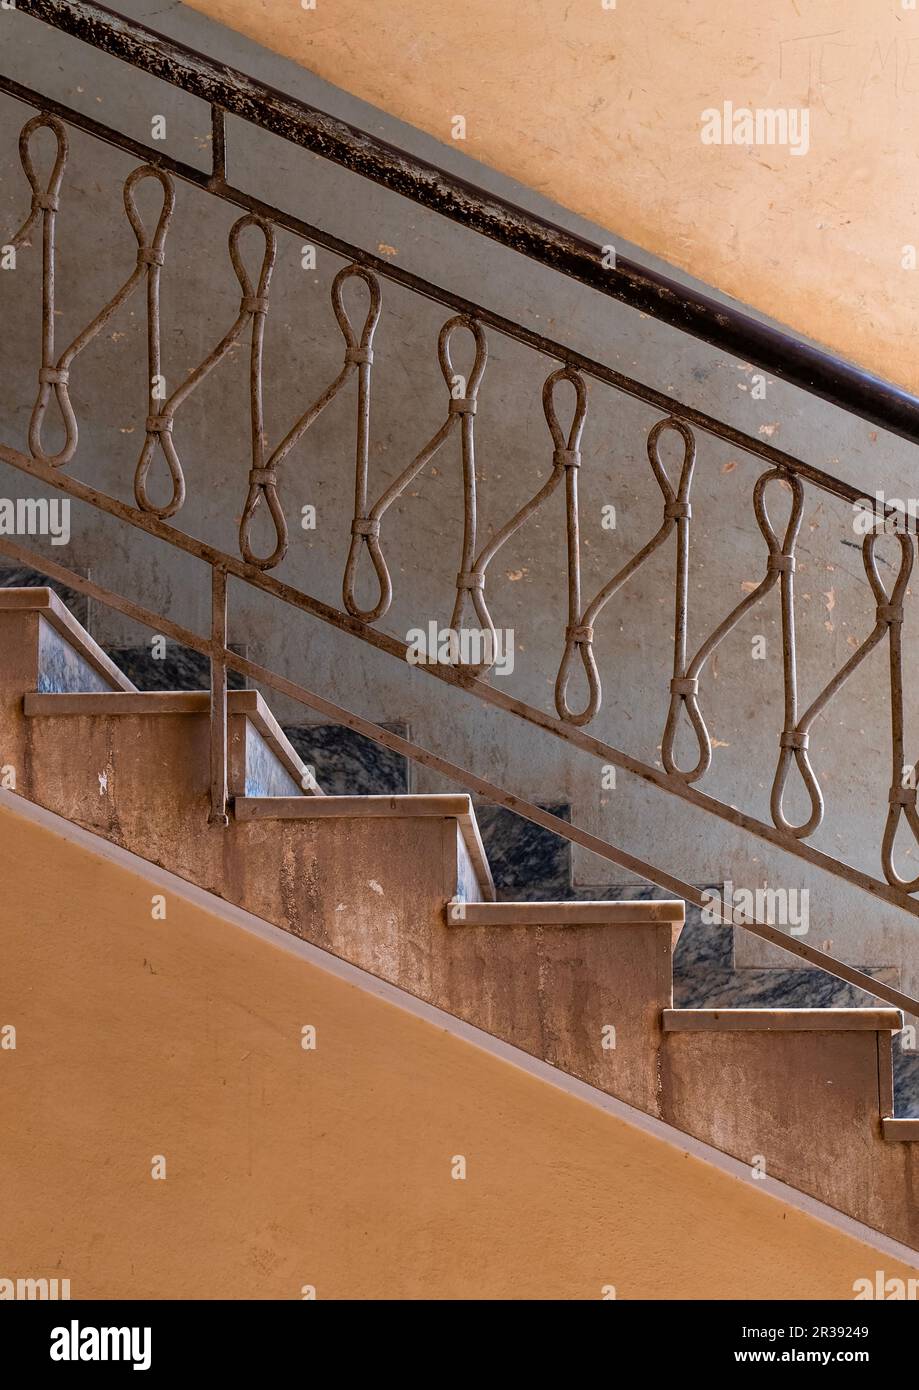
(343, 314, 486, 623)
(543, 368, 588, 714)
(767, 531, 909, 840)
(446, 366, 585, 677)
(209, 563, 229, 826)
(131, 168, 179, 514)
(556, 415, 696, 727)
(764, 471, 821, 835)
(448, 323, 483, 653)
(242, 263, 381, 571)
(135, 213, 274, 520)
(869, 532, 919, 888)
(347, 268, 380, 587)
(662, 468, 801, 782)
(26, 157, 174, 469)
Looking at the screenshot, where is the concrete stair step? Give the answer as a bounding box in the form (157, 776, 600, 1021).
(1, 587, 135, 790)
(882, 1119, 919, 1141)
(661, 1013, 918, 1248)
(23, 690, 315, 800)
(235, 792, 494, 904)
(663, 1007, 903, 1032)
(429, 896, 684, 1114)
(0, 586, 131, 696)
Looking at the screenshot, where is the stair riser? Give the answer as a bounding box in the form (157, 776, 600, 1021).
(19, 711, 288, 812)
(435, 922, 679, 1114)
(0, 611, 118, 781)
(661, 1030, 919, 1249)
(0, 600, 130, 776)
(231, 817, 480, 974)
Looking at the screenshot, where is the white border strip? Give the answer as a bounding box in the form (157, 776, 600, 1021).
(3, 786, 918, 1272)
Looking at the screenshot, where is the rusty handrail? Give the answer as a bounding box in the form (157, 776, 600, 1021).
(13, 0, 919, 448)
(0, 68, 913, 524)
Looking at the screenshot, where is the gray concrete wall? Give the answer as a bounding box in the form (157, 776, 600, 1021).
(2, 1, 919, 999)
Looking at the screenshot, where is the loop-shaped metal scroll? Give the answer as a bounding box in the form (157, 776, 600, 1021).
(135, 213, 275, 521)
(770, 728, 825, 839)
(663, 467, 801, 782)
(557, 413, 695, 727)
(331, 263, 382, 366)
(342, 314, 486, 623)
(882, 783, 919, 894)
(241, 262, 382, 570)
(29, 163, 175, 470)
(8, 113, 68, 250)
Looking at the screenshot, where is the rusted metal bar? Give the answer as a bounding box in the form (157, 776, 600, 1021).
(210, 104, 226, 185)
(2, 71, 917, 522)
(13, 0, 919, 447)
(209, 564, 228, 826)
(2, 447, 918, 927)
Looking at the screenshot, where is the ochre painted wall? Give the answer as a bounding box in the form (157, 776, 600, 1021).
(1, 798, 914, 1299)
(186, 0, 919, 392)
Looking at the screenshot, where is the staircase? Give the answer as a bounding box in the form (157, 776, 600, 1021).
(10, 574, 919, 1128)
(2, 583, 917, 1253)
(3, 0, 919, 1280)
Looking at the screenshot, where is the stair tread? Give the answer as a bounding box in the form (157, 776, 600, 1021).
(1, 586, 134, 693)
(236, 792, 474, 817)
(663, 1007, 903, 1032)
(446, 899, 684, 925)
(881, 1118, 919, 1141)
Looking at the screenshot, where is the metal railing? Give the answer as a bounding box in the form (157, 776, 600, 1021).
(3, 0, 919, 1017)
